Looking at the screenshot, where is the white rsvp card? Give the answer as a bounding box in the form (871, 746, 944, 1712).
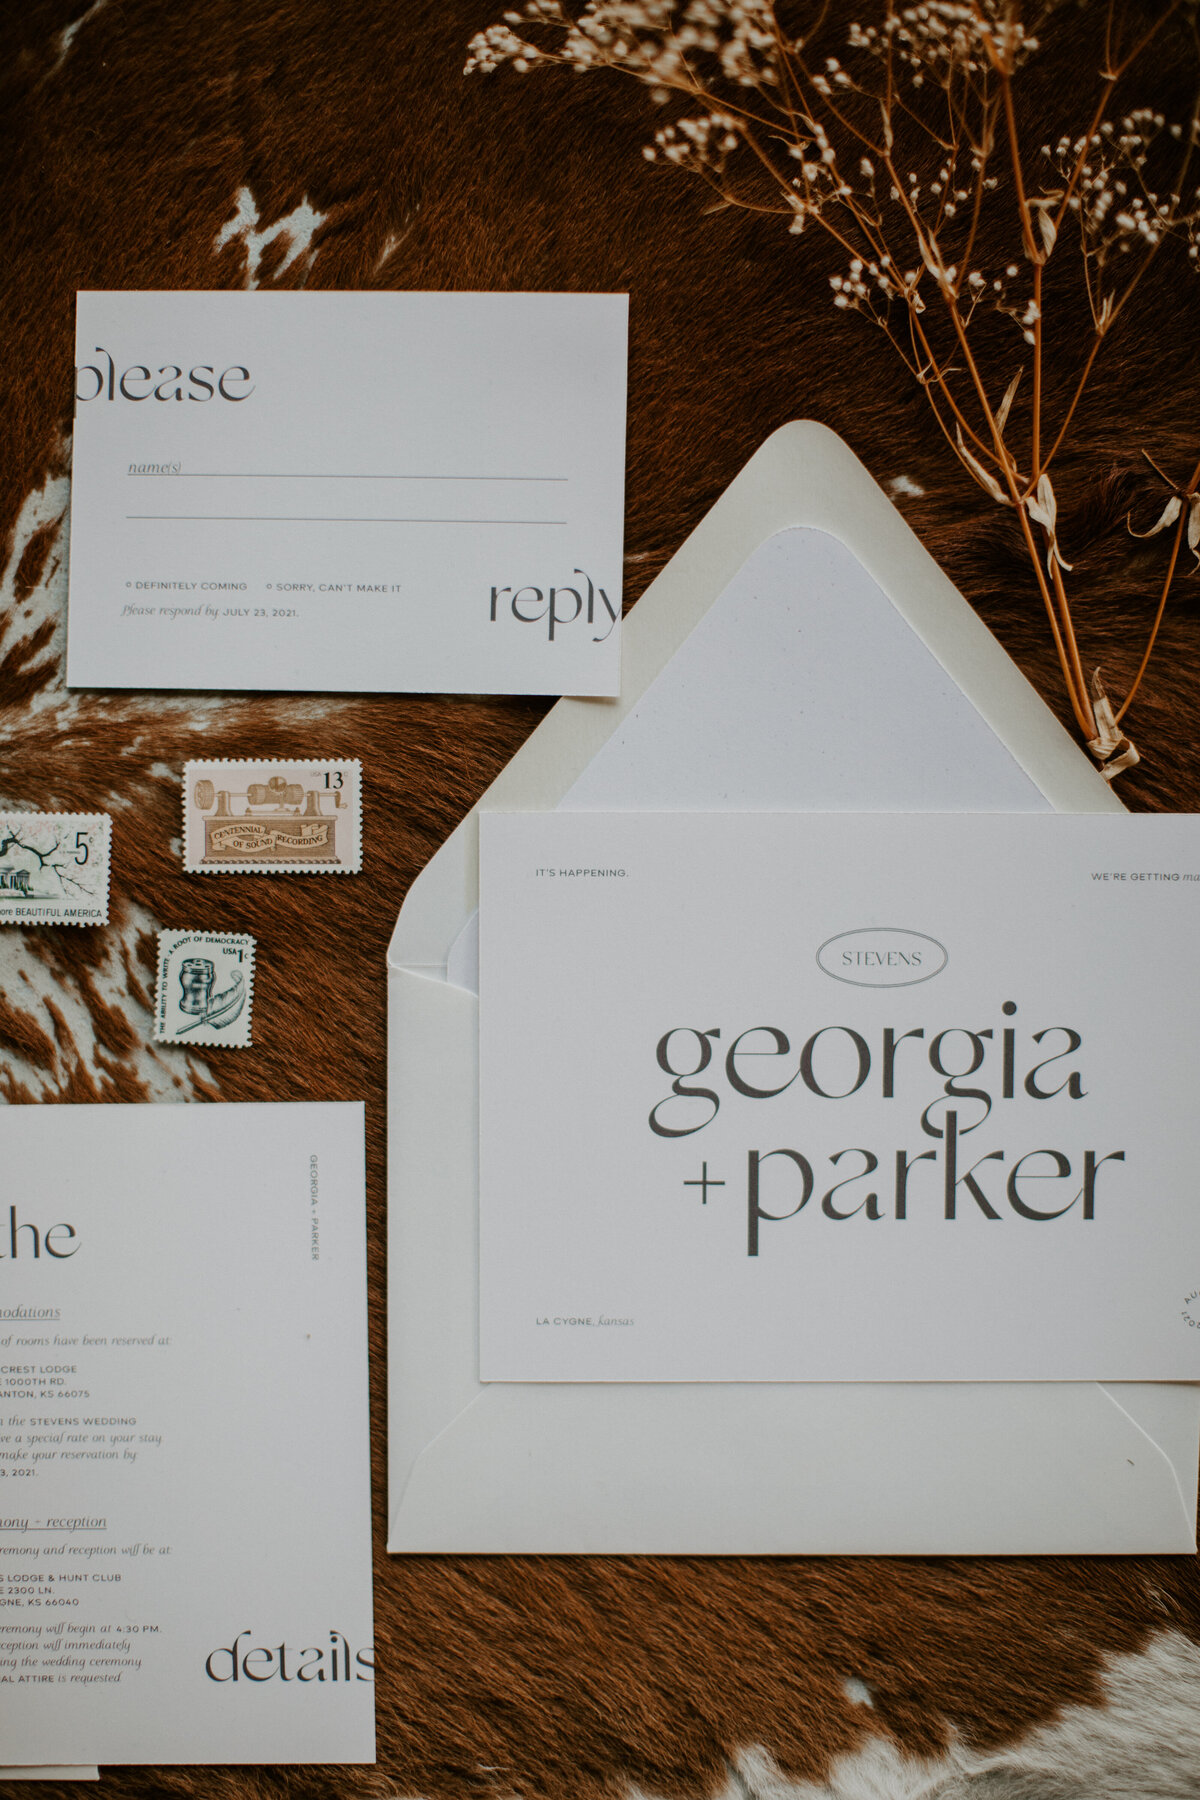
(479, 812, 1200, 1384)
(67, 290, 627, 695)
(0, 1102, 373, 1766)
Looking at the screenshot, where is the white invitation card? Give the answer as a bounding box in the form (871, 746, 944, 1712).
(68, 290, 627, 694)
(0, 1102, 374, 1765)
(480, 812, 1200, 1383)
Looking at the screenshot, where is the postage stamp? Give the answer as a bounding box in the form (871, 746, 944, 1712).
(182, 758, 362, 874)
(155, 931, 256, 1049)
(0, 812, 111, 926)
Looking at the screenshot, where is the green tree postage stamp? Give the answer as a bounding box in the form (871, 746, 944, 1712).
(0, 812, 111, 925)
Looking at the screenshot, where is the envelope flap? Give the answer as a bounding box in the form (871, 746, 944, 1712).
(392, 1377, 1198, 1556)
(1099, 1382, 1200, 1510)
(388, 422, 1120, 970)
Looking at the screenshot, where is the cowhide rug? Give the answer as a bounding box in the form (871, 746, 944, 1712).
(3, 1, 1200, 1795)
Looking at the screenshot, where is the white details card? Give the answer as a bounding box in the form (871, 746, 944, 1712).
(0, 1103, 374, 1765)
(67, 290, 627, 695)
(479, 812, 1200, 1384)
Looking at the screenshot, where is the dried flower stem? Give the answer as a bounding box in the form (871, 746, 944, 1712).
(466, 0, 1200, 774)
(1118, 447, 1200, 722)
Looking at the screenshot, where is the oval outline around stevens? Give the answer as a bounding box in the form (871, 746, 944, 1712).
(816, 927, 948, 988)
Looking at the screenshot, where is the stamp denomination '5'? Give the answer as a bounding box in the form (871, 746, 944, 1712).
(0, 813, 111, 926)
(183, 759, 362, 874)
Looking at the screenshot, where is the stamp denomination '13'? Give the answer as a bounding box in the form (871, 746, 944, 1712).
(182, 759, 362, 874)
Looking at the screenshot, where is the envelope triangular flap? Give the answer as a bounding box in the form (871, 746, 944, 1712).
(387, 421, 1120, 971)
(387, 423, 1200, 1555)
(392, 1376, 1193, 1556)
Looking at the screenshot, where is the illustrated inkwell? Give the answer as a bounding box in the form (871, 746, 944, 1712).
(176, 956, 246, 1036)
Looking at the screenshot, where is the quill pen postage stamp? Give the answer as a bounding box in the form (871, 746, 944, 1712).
(182, 758, 362, 874)
(0, 812, 111, 925)
(155, 931, 256, 1048)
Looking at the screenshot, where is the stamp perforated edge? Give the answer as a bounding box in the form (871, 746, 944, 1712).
(0, 812, 112, 927)
(181, 758, 362, 875)
(154, 930, 257, 1049)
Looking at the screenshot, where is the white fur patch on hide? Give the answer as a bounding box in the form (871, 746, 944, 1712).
(629, 1629, 1200, 1800)
(215, 186, 329, 288)
(0, 451, 339, 1101)
(51, 0, 109, 74)
(0, 901, 211, 1104)
(734, 1634, 1200, 1800)
(1, 458, 70, 717)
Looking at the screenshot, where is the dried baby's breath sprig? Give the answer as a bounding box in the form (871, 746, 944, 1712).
(467, 0, 1200, 778)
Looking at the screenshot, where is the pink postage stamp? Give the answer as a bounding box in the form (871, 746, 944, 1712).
(155, 931, 256, 1048)
(182, 758, 362, 874)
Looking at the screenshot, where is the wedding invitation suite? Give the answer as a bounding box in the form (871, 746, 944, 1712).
(479, 811, 1200, 1384)
(0, 1102, 374, 1765)
(67, 290, 627, 694)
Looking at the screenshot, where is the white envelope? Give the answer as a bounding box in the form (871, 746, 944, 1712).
(0, 1771, 97, 1785)
(0, 1774, 98, 1784)
(387, 421, 1200, 1554)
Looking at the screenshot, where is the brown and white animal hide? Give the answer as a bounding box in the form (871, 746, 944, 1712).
(3, 2, 1200, 1797)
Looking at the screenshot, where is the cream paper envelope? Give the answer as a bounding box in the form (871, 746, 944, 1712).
(387, 421, 1200, 1554)
(0, 1774, 98, 1783)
